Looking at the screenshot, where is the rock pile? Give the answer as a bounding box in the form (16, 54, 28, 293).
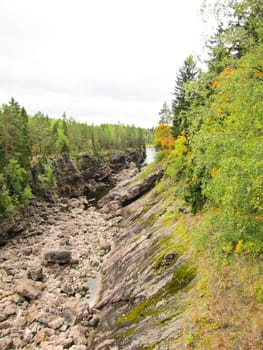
(0, 196, 121, 349)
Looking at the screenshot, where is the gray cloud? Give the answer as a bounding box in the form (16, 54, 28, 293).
(0, 0, 207, 127)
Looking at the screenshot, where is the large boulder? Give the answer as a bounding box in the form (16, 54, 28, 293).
(44, 249, 72, 264)
(15, 280, 42, 300)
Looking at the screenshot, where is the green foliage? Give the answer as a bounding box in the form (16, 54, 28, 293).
(0, 97, 147, 219)
(0, 99, 30, 170)
(144, 127, 155, 146)
(6, 159, 32, 207)
(37, 162, 57, 192)
(160, 1, 263, 255)
(0, 182, 14, 218)
(195, 47, 263, 241)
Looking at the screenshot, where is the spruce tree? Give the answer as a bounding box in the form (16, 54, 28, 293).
(158, 101, 172, 124)
(171, 55, 199, 138)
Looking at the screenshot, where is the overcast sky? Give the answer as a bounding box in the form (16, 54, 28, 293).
(0, 0, 213, 128)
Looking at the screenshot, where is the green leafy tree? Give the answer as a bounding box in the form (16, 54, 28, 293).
(0, 173, 14, 218)
(206, 0, 263, 75)
(193, 46, 263, 242)
(6, 159, 32, 207)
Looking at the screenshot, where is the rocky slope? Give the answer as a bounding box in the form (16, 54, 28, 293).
(90, 167, 196, 349)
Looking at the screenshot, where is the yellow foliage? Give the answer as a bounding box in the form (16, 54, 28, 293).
(173, 133, 188, 157)
(154, 124, 174, 150)
(211, 168, 221, 179)
(212, 80, 220, 89)
(234, 240, 243, 253)
(221, 67, 235, 76)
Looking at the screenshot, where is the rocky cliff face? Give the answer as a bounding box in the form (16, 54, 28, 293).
(0, 150, 144, 246)
(31, 150, 145, 200)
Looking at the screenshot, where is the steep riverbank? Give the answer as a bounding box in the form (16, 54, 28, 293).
(89, 163, 197, 349)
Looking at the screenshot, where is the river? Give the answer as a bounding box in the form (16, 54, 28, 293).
(143, 146, 156, 166)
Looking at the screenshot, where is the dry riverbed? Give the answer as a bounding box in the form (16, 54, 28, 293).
(0, 194, 123, 349)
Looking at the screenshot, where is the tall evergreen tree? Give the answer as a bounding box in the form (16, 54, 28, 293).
(18, 107, 31, 170)
(0, 104, 17, 169)
(171, 55, 199, 138)
(158, 101, 172, 124)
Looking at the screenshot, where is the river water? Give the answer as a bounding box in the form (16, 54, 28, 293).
(142, 146, 156, 167)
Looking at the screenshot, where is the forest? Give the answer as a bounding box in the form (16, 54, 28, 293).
(154, 0, 263, 254)
(0, 103, 152, 218)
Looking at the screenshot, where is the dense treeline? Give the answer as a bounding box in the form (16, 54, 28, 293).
(155, 0, 263, 254)
(0, 102, 147, 218)
(29, 112, 145, 158)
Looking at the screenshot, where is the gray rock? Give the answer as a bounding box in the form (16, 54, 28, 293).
(44, 249, 72, 264)
(63, 307, 78, 325)
(27, 261, 43, 281)
(161, 251, 179, 266)
(0, 337, 13, 350)
(69, 325, 87, 345)
(0, 313, 8, 322)
(15, 280, 41, 300)
(47, 217, 56, 225)
(23, 327, 35, 342)
(61, 337, 74, 348)
(100, 240, 111, 253)
(0, 320, 11, 330)
(4, 304, 17, 316)
(90, 258, 100, 267)
(88, 315, 100, 327)
(61, 282, 75, 295)
(48, 317, 64, 330)
(178, 206, 190, 213)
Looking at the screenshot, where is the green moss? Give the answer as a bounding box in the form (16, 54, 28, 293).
(116, 296, 159, 325)
(164, 264, 197, 296)
(115, 326, 136, 339)
(149, 220, 190, 270)
(186, 333, 194, 346)
(116, 261, 196, 328)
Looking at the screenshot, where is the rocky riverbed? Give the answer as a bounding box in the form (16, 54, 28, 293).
(0, 162, 145, 350)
